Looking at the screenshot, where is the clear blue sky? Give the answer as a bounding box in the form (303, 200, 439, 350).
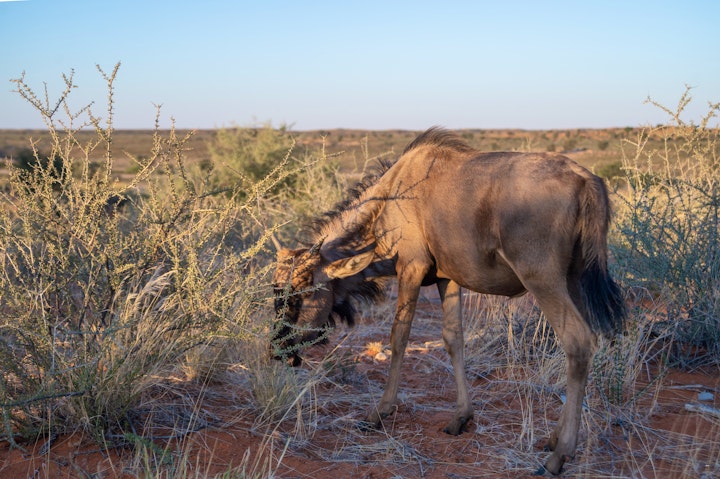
(1, 0, 718, 130)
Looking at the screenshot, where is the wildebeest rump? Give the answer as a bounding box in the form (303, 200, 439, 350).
(272, 127, 625, 475)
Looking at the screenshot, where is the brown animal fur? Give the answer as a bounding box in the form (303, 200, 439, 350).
(272, 127, 625, 475)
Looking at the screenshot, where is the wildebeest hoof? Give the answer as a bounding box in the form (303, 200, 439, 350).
(534, 463, 563, 476)
(443, 416, 471, 435)
(534, 464, 551, 476)
(540, 453, 571, 476)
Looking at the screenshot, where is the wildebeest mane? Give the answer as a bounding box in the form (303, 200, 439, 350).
(309, 128, 472, 245)
(309, 157, 395, 243)
(284, 158, 395, 327)
(401, 126, 476, 156)
(302, 127, 476, 325)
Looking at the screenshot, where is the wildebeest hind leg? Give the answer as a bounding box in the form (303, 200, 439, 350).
(530, 285, 596, 476)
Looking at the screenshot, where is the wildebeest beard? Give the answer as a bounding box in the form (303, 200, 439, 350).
(271, 282, 359, 367)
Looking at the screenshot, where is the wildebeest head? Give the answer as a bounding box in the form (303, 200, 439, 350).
(271, 244, 375, 366)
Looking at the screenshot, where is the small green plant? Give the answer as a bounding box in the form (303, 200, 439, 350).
(245, 339, 304, 424)
(126, 426, 289, 479)
(590, 299, 669, 412)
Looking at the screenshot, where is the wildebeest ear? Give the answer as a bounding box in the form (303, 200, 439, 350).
(324, 251, 375, 279)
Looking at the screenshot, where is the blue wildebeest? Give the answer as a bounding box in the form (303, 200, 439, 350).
(271, 127, 625, 475)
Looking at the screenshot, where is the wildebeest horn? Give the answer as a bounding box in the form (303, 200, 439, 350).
(309, 238, 325, 255)
(270, 232, 283, 251)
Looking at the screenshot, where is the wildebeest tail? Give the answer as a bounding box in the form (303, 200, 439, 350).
(576, 175, 626, 336)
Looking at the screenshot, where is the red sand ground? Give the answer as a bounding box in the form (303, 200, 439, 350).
(1, 297, 718, 479)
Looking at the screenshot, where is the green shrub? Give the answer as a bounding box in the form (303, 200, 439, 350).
(206, 123, 296, 196)
(612, 87, 720, 367)
(0, 65, 280, 444)
(562, 137, 578, 152)
(12, 147, 65, 179)
(595, 160, 623, 182)
(205, 125, 346, 247)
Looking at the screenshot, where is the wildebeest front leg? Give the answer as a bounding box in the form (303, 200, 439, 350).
(364, 264, 425, 429)
(438, 279, 473, 435)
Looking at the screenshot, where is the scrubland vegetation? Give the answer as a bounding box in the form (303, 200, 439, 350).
(0, 66, 718, 478)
